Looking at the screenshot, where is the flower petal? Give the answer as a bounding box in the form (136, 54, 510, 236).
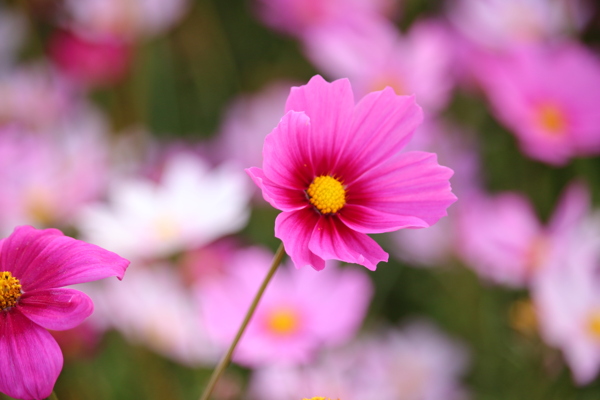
(261, 111, 315, 188)
(341, 88, 423, 183)
(309, 217, 389, 270)
(0, 226, 130, 292)
(349, 151, 456, 226)
(18, 288, 94, 331)
(274, 209, 325, 271)
(338, 204, 428, 233)
(0, 310, 62, 400)
(246, 167, 309, 212)
(285, 75, 354, 174)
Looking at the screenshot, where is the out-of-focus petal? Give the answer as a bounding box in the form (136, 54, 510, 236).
(0, 310, 62, 400)
(18, 288, 94, 331)
(0, 226, 129, 291)
(275, 209, 325, 271)
(309, 217, 388, 270)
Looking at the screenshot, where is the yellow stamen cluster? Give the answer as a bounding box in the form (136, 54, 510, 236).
(537, 103, 566, 136)
(266, 307, 299, 336)
(1, 271, 22, 311)
(306, 175, 346, 214)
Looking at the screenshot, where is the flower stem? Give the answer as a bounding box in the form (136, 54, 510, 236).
(198, 242, 286, 400)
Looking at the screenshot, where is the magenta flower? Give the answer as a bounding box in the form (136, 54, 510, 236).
(247, 75, 456, 271)
(0, 226, 129, 400)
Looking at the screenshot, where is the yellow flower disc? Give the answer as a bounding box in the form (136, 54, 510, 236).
(307, 175, 346, 214)
(0, 271, 22, 310)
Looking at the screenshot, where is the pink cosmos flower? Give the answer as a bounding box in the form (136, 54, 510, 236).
(246, 75, 456, 271)
(0, 225, 129, 400)
(0, 121, 109, 236)
(304, 18, 457, 113)
(457, 182, 589, 287)
(533, 212, 600, 384)
(472, 43, 600, 165)
(198, 247, 373, 366)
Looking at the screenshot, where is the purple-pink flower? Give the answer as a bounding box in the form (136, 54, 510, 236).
(0, 226, 129, 400)
(247, 75, 456, 271)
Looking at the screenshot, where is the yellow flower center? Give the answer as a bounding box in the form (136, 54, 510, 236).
(307, 175, 346, 214)
(536, 103, 566, 136)
(302, 398, 339, 400)
(586, 310, 600, 339)
(0, 271, 22, 311)
(266, 307, 300, 336)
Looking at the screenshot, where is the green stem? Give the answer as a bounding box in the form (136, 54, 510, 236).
(198, 243, 286, 400)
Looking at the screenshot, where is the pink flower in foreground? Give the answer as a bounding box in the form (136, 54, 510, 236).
(247, 75, 456, 271)
(0, 226, 129, 400)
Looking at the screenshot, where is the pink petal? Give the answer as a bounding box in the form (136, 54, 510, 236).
(0, 310, 62, 400)
(261, 110, 315, 188)
(246, 167, 309, 212)
(548, 180, 590, 235)
(342, 88, 424, 183)
(0, 226, 130, 292)
(309, 216, 389, 270)
(349, 151, 456, 226)
(338, 204, 428, 233)
(18, 288, 94, 331)
(285, 75, 354, 174)
(274, 209, 325, 271)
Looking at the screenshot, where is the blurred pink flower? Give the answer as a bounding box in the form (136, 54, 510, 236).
(0, 121, 109, 236)
(214, 81, 292, 170)
(198, 247, 373, 366)
(0, 65, 75, 129)
(0, 226, 129, 400)
(249, 321, 470, 400)
(49, 30, 132, 87)
(473, 43, 600, 165)
(247, 75, 456, 271)
(77, 151, 251, 260)
(533, 212, 600, 384)
(447, 0, 592, 51)
(457, 182, 589, 287)
(304, 18, 457, 112)
(254, 0, 397, 38)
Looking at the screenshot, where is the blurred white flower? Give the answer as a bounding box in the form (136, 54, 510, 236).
(77, 152, 251, 260)
(87, 261, 219, 366)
